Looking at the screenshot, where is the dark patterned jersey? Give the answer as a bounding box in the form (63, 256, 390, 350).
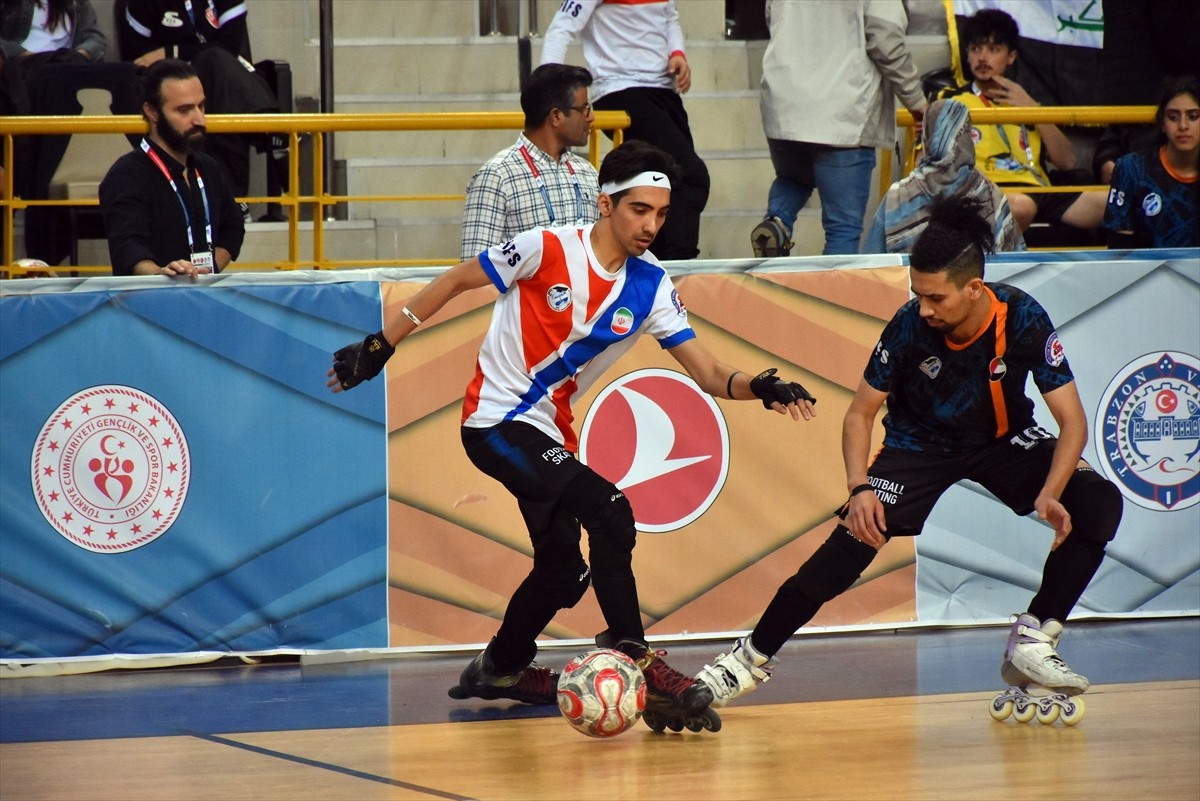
(864, 283, 1075, 454)
(1104, 148, 1200, 248)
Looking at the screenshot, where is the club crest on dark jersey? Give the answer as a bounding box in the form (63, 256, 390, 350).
(1045, 332, 1066, 367)
(989, 357, 1008, 382)
(920, 356, 941, 379)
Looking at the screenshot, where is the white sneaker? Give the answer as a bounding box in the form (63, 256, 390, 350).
(1001, 613, 1089, 695)
(695, 636, 776, 707)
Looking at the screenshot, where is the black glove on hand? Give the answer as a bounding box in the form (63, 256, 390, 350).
(749, 368, 817, 409)
(332, 330, 395, 390)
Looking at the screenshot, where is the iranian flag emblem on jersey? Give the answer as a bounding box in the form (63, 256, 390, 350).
(611, 307, 634, 336)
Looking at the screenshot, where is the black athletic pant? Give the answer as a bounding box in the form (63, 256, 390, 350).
(188, 47, 278, 197)
(461, 421, 643, 670)
(751, 434, 1110, 657)
(5, 57, 140, 264)
(593, 87, 710, 260)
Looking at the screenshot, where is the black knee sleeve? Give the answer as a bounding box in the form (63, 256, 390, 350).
(561, 470, 637, 571)
(530, 561, 591, 610)
(751, 525, 881, 656)
(787, 525, 879, 607)
(1060, 467, 1123, 544)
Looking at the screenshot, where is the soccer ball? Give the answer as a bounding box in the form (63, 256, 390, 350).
(556, 648, 646, 738)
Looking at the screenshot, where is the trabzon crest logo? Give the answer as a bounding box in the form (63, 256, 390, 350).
(1094, 352, 1199, 511)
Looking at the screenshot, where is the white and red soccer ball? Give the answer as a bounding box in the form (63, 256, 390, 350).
(556, 648, 646, 738)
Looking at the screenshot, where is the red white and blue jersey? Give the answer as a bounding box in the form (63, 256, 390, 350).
(465, 224, 695, 451)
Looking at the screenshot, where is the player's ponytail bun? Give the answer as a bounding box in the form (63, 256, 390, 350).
(911, 195, 995, 280)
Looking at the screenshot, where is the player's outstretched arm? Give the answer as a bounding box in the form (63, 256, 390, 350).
(667, 339, 817, 421)
(327, 257, 493, 393)
(842, 380, 889, 548)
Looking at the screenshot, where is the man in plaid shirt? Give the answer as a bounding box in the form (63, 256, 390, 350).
(460, 63, 600, 260)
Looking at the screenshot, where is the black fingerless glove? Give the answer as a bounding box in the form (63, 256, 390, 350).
(331, 330, 395, 390)
(749, 367, 817, 409)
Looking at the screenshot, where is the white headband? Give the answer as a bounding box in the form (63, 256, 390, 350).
(600, 171, 671, 196)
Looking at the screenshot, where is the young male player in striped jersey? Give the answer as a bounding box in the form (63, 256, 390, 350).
(695, 197, 1123, 722)
(328, 140, 817, 732)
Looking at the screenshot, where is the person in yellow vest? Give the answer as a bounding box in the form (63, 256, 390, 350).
(939, 9, 1105, 235)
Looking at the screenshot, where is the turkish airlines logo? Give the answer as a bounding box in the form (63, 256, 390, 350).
(578, 369, 729, 533)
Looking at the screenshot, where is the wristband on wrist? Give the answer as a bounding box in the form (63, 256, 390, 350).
(850, 483, 874, 497)
(401, 306, 422, 326)
(725, 370, 741, 399)
(669, 50, 686, 61)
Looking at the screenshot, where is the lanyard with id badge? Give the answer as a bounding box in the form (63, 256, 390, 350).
(518, 143, 586, 226)
(141, 139, 216, 273)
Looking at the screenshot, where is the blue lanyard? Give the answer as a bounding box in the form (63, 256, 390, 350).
(973, 85, 1047, 186)
(519, 143, 585, 226)
(182, 0, 218, 41)
(141, 138, 213, 257)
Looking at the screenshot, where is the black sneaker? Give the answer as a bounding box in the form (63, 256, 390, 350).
(751, 215, 793, 257)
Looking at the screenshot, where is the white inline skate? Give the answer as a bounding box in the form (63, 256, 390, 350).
(989, 613, 1088, 726)
(695, 636, 776, 708)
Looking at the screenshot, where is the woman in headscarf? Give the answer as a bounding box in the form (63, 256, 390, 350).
(862, 98, 1025, 254)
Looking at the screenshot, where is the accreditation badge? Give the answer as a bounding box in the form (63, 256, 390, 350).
(191, 250, 215, 273)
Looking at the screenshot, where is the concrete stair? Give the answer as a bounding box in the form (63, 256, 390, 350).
(314, 0, 950, 263)
(19, 0, 951, 269)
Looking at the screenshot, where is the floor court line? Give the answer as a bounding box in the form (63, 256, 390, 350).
(189, 731, 474, 800)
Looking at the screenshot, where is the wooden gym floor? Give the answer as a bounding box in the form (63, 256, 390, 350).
(1, 617, 1197, 801)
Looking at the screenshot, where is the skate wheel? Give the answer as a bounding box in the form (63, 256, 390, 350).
(1060, 697, 1085, 726)
(1012, 701, 1037, 723)
(684, 718, 703, 732)
(666, 718, 684, 733)
(988, 698, 1014, 722)
(642, 711, 667, 733)
(702, 708, 722, 733)
(447, 686, 468, 700)
(1035, 701, 1061, 725)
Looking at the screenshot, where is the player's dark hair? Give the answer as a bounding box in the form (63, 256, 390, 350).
(597, 140, 681, 205)
(963, 8, 1019, 50)
(522, 63, 593, 128)
(1155, 74, 1200, 143)
(910, 196, 995, 285)
(141, 59, 199, 114)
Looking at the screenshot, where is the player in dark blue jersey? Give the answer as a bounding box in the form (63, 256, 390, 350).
(1104, 75, 1200, 249)
(695, 196, 1123, 724)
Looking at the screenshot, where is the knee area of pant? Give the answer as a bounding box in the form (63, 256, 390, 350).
(785, 525, 877, 605)
(563, 471, 636, 551)
(829, 524, 880, 570)
(1062, 468, 1123, 543)
(532, 561, 591, 610)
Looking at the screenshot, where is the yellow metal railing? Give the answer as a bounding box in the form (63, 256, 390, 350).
(886, 105, 1157, 195)
(0, 111, 629, 275)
